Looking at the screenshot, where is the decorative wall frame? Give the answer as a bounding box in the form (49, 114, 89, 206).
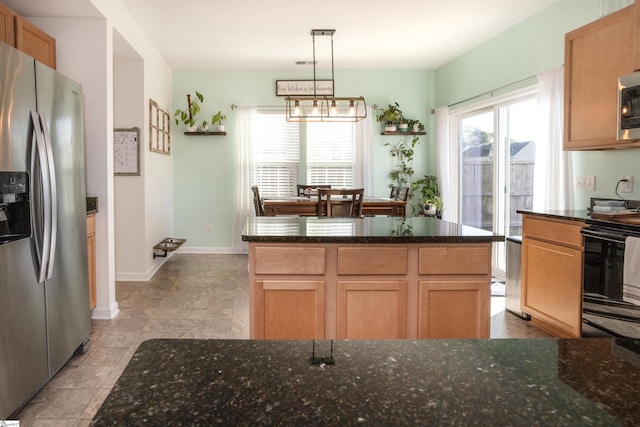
(149, 99, 171, 154)
(275, 79, 334, 96)
(114, 127, 140, 176)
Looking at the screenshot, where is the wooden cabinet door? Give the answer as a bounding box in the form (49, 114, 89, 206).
(86, 215, 96, 310)
(0, 3, 15, 46)
(254, 280, 325, 339)
(336, 280, 407, 339)
(564, 6, 637, 150)
(418, 280, 489, 338)
(15, 15, 56, 69)
(521, 237, 582, 337)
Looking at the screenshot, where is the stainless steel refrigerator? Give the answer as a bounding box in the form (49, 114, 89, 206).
(0, 42, 90, 418)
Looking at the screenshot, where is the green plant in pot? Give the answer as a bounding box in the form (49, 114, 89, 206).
(406, 118, 424, 133)
(376, 102, 402, 132)
(211, 110, 227, 132)
(174, 91, 204, 131)
(412, 175, 442, 217)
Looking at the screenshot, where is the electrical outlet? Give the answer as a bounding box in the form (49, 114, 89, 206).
(619, 176, 633, 193)
(205, 224, 212, 234)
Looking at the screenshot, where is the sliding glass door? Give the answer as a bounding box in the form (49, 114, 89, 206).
(457, 93, 537, 277)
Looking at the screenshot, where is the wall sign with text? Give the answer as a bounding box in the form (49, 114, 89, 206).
(275, 80, 334, 96)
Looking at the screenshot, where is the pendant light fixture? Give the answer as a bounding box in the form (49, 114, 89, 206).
(285, 29, 367, 122)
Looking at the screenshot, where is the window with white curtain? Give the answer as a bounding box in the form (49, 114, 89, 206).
(255, 111, 356, 196)
(255, 112, 300, 197)
(307, 122, 355, 187)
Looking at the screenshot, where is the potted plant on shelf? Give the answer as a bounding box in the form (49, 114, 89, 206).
(211, 110, 227, 132)
(412, 175, 442, 217)
(376, 102, 403, 132)
(174, 91, 204, 131)
(398, 116, 410, 133)
(406, 118, 424, 133)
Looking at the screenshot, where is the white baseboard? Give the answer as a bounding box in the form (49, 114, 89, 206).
(115, 252, 172, 281)
(179, 246, 247, 254)
(91, 302, 120, 320)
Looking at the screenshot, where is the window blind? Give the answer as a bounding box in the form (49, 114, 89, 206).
(307, 122, 355, 188)
(255, 112, 299, 197)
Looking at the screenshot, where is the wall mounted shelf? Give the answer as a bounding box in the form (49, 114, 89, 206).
(184, 131, 227, 136)
(381, 131, 426, 136)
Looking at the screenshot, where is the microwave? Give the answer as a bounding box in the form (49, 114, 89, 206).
(618, 71, 640, 141)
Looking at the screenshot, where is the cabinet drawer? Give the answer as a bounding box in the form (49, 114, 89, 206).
(419, 245, 491, 275)
(337, 247, 408, 275)
(86, 214, 95, 236)
(523, 216, 583, 247)
(254, 246, 325, 275)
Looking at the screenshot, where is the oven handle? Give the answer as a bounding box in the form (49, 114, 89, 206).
(581, 228, 628, 243)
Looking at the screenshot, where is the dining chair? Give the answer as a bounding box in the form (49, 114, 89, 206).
(251, 186, 265, 216)
(390, 186, 410, 201)
(317, 188, 364, 217)
(297, 184, 332, 197)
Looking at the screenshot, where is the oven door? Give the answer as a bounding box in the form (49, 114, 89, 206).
(582, 227, 640, 338)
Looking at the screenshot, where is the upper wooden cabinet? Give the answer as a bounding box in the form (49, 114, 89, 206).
(15, 15, 56, 69)
(0, 2, 56, 69)
(0, 3, 15, 46)
(564, 5, 638, 150)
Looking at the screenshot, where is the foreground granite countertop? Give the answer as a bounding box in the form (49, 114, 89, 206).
(91, 338, 639, 426)
(242, 216, 504, 243)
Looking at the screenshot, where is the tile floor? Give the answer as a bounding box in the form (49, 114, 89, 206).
(14, 253, 550, 426)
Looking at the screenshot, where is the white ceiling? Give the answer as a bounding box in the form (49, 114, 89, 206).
(4, 0, 560, 70)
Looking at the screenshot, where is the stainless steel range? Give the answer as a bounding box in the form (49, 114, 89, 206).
(582, 199, 640, 338)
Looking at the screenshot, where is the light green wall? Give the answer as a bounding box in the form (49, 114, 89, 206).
(172, 69, 435, 248)
(435, 0, 640, 210)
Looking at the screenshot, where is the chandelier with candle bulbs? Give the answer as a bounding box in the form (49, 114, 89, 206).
(285, 29, 367, 122)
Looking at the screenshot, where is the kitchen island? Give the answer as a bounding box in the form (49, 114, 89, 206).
(91, 337, 640, 426)
(242, 216, 503, 339)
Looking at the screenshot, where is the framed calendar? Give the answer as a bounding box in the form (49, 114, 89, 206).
(114, 127, 140, 175)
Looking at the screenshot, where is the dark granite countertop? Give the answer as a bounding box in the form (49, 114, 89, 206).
(242, 216, 504, 243)
(91, 338, 639, 426)
(517, 209, 590, 222)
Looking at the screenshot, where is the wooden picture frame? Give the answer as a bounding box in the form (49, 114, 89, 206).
(114, 127, 140, 176)
(149, 99, 171, 154)
(275, 80, 334, 96)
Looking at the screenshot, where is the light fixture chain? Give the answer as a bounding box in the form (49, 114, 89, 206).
(312, 32, 317, 98)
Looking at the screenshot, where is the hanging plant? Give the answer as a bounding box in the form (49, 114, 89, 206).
(174, 91, 204, 129)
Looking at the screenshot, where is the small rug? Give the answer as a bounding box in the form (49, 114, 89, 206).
(491, 281, 506, 297)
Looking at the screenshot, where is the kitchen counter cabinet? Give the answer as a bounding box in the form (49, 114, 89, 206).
(564, 5, 640, 150)
(244, 217, 502, 340)
(521, 215, 584, 337)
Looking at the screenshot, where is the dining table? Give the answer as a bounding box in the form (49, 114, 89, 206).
(262, 195, 407, 217)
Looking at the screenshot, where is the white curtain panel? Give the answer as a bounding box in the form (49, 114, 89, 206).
(435, 106, 457, 222)
(534, 66, 574, 211)
(354, 105, 374, 193)
(230, 106, 257, 253)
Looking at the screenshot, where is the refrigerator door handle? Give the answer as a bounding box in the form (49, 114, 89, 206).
(30, 110, 53, 283)
(39, 112, 57, 280)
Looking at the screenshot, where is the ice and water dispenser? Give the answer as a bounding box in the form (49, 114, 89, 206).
(0, 171, 30, 245)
